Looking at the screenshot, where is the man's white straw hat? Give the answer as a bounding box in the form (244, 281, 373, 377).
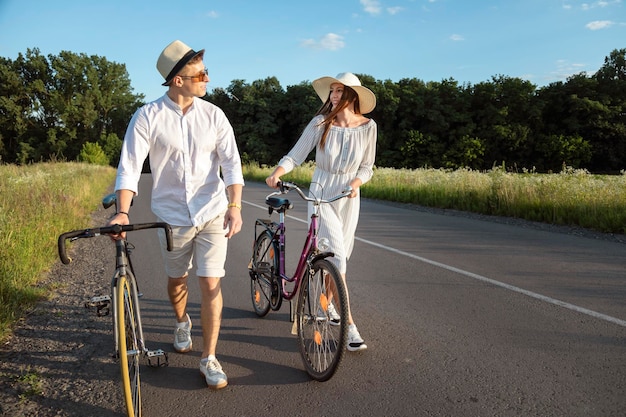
(156, 40, 205, 86)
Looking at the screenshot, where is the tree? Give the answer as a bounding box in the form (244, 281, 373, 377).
(592, 48, 626, 172)
(206, 77, 285, 164)
(368, 78, 400, 167)
(1, 47, 625, 173)
(0, 49, 143, 164)
(78, 141, 109, 165)
(470, 75, 539, 169)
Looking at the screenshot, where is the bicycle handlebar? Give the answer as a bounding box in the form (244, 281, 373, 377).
(274, 181, 352, 204)
(58, 222, 173, 265)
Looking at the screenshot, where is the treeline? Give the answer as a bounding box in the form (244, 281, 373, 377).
(0, 48, 144, 166)
(2, 48, 625, 173)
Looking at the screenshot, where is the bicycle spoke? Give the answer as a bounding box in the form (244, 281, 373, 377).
(297, 259, 347, 381)
(250, 232, 277, 316)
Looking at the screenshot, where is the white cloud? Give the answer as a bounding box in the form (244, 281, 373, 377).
(450, 34, 465, 41)
(586, 20, 614, 29)
(581, 0, 621, 10)
(300, 33, 345, 51)
(387, 7, 404, 15)
(546, 59, 588, 81)
(361, 0, 382, 15)
(207, 10, 219, 18)
(360, 1, 404, 16)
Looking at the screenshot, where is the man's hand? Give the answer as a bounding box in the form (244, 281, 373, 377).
(224, 207, 242, 238)
(106, 212, 130, 240)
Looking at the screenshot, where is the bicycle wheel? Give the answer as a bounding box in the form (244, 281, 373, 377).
(117, 274, 141, 417)
(296, 258, 347, 381)
(250, 231, 279, 316)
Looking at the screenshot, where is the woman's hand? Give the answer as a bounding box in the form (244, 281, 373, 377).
(266, 175, 281, 189)
(266, 167, 286, 189)
(348, 178, 362, 198)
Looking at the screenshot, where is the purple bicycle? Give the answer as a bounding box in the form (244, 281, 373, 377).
(248, 181, 350, 381)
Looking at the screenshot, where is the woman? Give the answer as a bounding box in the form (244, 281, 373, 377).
(266, 72, 377, 352)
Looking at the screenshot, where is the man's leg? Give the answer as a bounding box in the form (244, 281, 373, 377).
(194, 211, 229, 389)
(198, 276, 227, 389)
(168, 274, 193, 353)
(168, 274, 189, 322)
(198, 276, 222, 358)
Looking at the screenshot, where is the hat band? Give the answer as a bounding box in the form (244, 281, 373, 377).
(164, 49, 198, 84)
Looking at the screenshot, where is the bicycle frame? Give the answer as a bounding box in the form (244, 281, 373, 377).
(253, 181, 351, 300)
(111, 239, 146, 357)
(256, 212, 324, 301)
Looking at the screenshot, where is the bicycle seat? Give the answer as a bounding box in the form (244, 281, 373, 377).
(266, 196, 293, 211)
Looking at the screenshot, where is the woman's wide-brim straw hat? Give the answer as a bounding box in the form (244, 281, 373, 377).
(312, 72, 376, 114)
(156, 40, 205, 86)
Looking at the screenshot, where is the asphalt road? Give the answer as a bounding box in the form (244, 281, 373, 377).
(125, 176, 626, 417)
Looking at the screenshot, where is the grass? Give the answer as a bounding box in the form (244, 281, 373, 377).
(16, 367, 43, 400)
(0, 162, 116, 341)
(1, 161, 624, 342)
(244, 162, 626, 234)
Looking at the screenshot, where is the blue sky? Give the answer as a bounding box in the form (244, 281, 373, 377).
(0, 0, 624, 102)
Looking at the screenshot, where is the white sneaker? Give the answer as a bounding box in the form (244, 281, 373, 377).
(200, 357, 228, 389)
(347, 324, 367, 352)
(317, 302, 341, 326)
(327, 302, 341, 326)
(173, 314, 192, 353)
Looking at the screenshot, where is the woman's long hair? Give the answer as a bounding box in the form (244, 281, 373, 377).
(316, 86, 361, 149)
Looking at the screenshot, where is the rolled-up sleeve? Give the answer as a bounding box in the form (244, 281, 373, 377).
(115, 109, 150, 195)
(215, 108, 245, 187)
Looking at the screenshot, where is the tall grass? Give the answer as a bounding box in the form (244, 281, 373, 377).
(2, 162, 624, 341)
(0, 162, 116, 340)
(244, 163, 626, 234)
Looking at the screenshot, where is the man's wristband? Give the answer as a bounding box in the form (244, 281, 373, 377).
(227, 203, 242, 210)
(117, 211, 129, 217)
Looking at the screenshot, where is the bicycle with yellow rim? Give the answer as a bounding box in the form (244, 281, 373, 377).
(58, 194, 173, 417)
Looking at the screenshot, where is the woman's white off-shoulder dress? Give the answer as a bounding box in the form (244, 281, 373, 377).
(277, 114, 377, 273)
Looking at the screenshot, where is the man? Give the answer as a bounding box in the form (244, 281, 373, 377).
(108, 40, 244, 390)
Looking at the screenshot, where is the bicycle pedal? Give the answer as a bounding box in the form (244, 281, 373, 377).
(85, 295, 111, 306)
(84, 295, 111, 316)
(256, 261, 272, 274)
(146, 349, 168, 367)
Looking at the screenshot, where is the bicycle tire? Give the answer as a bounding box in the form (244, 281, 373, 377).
(296, 258, 348, 381)
(117, 274, 142, 417)
(250, 231, 279, 316)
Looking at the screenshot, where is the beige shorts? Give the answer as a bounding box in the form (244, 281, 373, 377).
(157, 211, 228, 278)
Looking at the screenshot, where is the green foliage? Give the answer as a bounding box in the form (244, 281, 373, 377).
(221, 48, 626, 174)
(98, 132, 123, 166)
(78, 141, 109, 166)
(16, 367, 43, 400)
(0, 48, 143, 165)
(243, 162, 626, 234)
(2, 47, 626, 173)
(0, 162, 116, 341)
